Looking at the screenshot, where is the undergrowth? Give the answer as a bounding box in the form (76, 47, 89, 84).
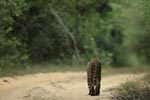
(111, 74, 150, 100)
(0, 64, 150, 77)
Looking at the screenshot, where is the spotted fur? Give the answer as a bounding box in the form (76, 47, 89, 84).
(87, 58, 101, 96)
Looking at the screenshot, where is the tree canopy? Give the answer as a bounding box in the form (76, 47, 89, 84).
(0, 0, 149, 69)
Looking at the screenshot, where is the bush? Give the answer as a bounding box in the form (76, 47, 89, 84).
(112, 74, 150, 100)
(0, 0, 28, 69)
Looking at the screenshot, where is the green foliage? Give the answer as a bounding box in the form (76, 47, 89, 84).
(134, 0, 150, 64)
(0, 0, 28, 69)
(0, 0, 149, 69)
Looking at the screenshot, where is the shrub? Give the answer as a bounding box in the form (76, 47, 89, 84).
(112, 74, 150, 100)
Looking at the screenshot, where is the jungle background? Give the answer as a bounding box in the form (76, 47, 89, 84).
(0, 0, 150, 74)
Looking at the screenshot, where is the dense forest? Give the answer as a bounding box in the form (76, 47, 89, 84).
(0, 0, 150, 70)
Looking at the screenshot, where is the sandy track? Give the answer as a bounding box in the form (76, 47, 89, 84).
(0, 72, 144, 100)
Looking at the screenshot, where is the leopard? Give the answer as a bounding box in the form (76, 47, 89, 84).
(87, 58, 101, 96)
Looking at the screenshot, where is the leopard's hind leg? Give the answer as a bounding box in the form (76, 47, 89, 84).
(88, 86, 94, 96)
(95, 79, 101, 95)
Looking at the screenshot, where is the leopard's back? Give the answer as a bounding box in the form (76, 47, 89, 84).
(87, 58, 101, 96)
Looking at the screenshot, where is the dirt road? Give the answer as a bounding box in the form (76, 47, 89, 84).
(0, 72, 144, 100)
